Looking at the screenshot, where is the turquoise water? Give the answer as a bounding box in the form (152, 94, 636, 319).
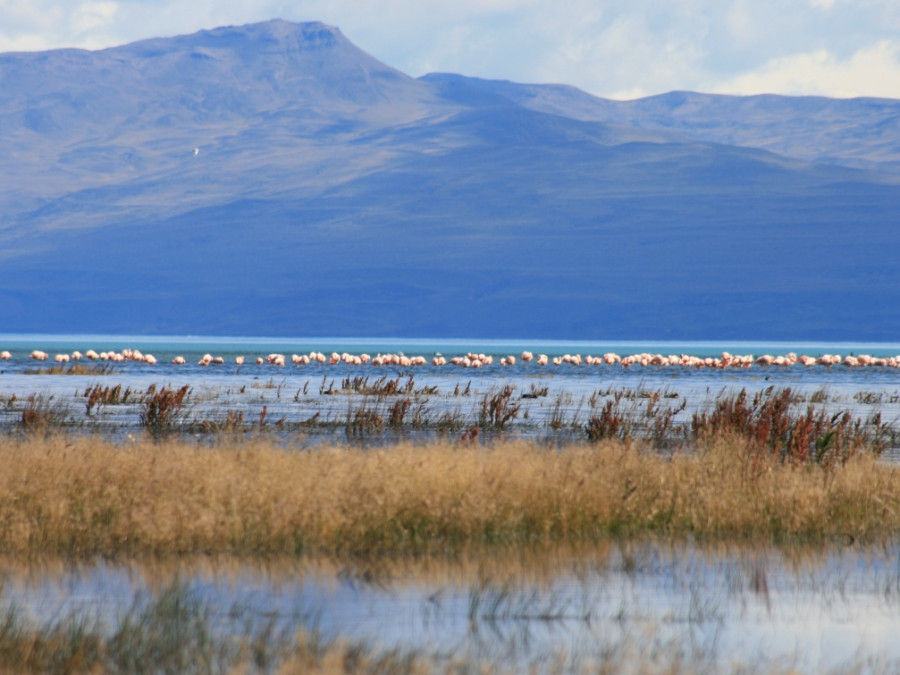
(3, 333, 900, 358)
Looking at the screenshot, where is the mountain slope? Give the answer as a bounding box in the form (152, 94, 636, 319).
(0, 20, 898, 340)
(422, 73, 900, 173)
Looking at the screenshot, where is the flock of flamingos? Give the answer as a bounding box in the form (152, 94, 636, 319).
(3, 348, 900, 370)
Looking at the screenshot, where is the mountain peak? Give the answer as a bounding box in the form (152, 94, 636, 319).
(88, 18, 432, 113)
(188, 19, 345, 51)
(117, 19, 349, 61)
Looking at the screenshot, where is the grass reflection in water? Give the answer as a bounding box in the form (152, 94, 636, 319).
(1, 544, 899, 673)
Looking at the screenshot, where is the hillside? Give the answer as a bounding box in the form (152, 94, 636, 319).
(0, 20, 898, 340)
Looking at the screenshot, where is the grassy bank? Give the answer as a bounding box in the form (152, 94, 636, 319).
(0, 431, 897, 559)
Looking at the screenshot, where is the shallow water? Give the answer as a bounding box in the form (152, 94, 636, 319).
(3, 335, 900, 670)
(3, 543, 900, 672)
(1, 335, 899, 452)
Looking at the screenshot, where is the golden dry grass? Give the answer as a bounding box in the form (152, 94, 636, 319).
(0, 434, 897, 558)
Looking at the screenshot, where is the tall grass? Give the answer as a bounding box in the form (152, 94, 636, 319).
(2, 383, 894, 456)
(690, 387, 885, 467)
(139, 385, 190, 438)
(0, 433, 896, 558)
(18, 395, 70, 434)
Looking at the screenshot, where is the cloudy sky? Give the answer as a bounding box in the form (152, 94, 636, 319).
(1, 0, 899, 100)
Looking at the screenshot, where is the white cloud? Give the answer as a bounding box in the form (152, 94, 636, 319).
(712, 40, 900, 98)
(1, 0, 899, 100)
(73, 1, 118, 32)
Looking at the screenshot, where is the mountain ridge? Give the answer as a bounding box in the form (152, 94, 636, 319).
(0, 20, 897, 340)
(420, 73, 900, 173)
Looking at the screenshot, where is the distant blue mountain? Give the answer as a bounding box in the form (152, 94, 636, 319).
(0, 19, 898, 340)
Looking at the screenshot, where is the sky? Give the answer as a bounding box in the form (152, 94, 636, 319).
(1, 0, 900, 100)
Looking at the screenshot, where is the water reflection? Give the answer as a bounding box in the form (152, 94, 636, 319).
(2, 543, 899, 671)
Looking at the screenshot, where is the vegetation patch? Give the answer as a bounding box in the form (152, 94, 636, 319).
(0, 431, 896, 559)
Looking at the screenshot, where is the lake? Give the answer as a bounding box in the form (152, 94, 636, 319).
(1, 334, 899, 450)
(2, 334, 900, 670)
(3, 542, 900, 672)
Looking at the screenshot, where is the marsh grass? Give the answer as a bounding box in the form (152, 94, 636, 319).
(2, 381, 896, 452)
(24, 364, 116, 376)
(0, 432, 897, 559)
(479, 385, 521, 430)
(691, 387, 888, 467)
(139, 385, 191, 438)
(521, 384, 549, 399)
(18, 395, 71, 434)
(83, 384, 134, 415)
(345, 399, 385, 438)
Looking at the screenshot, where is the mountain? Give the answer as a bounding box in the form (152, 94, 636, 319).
(423, 74, 900, 173)
(0, 19, 898, 340)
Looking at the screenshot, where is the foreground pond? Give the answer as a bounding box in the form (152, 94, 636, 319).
(3, 542, 900, 672)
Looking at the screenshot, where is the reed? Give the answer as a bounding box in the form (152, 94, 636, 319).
(690, 387, 887, 466)
(478, 385, 521, 429)
(83, 384, 134, 415)
(18, 395, 71, 434)
(138, 384, 191, 438)
(0, 433, 896, 559)
(24, 364, 116, 376)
